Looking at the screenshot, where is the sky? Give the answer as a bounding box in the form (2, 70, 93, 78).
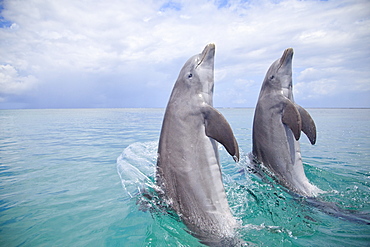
(0, 0, 369, 109)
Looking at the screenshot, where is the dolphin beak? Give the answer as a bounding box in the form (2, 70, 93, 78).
(196, 43, 215, 69)
(278, 48, 294, 70)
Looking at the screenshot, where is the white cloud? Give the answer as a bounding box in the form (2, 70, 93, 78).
(215, 78, 257, 105)
(0, 0, 369, 108)
(0, 64, 38, 95)
(294, 66, 370, 100)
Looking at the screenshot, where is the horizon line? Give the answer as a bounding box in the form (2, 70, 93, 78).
(1, 106, 370, 110)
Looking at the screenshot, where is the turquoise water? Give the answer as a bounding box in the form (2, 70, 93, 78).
(1, 108, 369, 246)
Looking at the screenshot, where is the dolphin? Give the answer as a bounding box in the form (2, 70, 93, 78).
(156, 44, 241, 246)
(251, 48, 322, 197)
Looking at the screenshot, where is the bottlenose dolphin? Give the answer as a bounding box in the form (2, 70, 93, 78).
(156, 44, 241, 246)
(251, 48, 322, 197)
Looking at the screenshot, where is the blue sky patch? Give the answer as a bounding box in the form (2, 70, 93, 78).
(0, 1, 12, 28)
(160, 1, 182, 12)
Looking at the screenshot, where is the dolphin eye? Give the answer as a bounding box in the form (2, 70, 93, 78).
(188, 73, 193, 78)
(270, 75, 275, 80)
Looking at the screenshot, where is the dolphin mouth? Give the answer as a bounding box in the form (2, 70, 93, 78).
(196, 43, 215, 69)
(278, 48, 293, 70)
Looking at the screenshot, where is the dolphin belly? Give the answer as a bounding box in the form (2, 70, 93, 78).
(252, 104, 320, 197)
(157, 110, 237, 239)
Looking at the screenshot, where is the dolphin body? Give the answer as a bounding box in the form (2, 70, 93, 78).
(156, 44, 241, 246)
(251, 48, 321, 197)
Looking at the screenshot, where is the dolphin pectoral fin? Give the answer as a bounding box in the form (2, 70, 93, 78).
(282, 101, 302, 141)
(295, 104, 317, 145)
(203, 106, 240, 162)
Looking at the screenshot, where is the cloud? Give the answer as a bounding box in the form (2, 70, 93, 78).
(294, 66, 370, 100)
(0, 64, 38, 102)
(215, 78, 258, 105)
(0, 0, 369, 108)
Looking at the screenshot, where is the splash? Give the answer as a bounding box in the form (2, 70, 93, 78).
(116, 142, 158, 200)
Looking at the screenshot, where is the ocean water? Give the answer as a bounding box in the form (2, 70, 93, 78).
(0, 108, 369, 246)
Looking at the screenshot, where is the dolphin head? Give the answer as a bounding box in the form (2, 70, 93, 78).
(261, 48, 294, 99)
(171, 43, 215, 105)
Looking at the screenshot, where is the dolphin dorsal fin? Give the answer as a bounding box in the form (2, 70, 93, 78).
(203, 105, 240, 162)
(282, 101, 302, 141)
(295, 104, 317, 145)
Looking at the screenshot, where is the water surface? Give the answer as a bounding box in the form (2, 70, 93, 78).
(1, 108, 369, 246)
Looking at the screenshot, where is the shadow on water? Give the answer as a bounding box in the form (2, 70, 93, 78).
(300, 197, 370, 225)
(243, 152, 370, 226)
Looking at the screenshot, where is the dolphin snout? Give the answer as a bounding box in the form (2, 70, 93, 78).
(197, 43, 215, 68)
(279, 48, 294, 69)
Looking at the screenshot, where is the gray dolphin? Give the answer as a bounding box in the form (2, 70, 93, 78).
(156, 44, 241, 246)
(251, 48, 322, 197)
